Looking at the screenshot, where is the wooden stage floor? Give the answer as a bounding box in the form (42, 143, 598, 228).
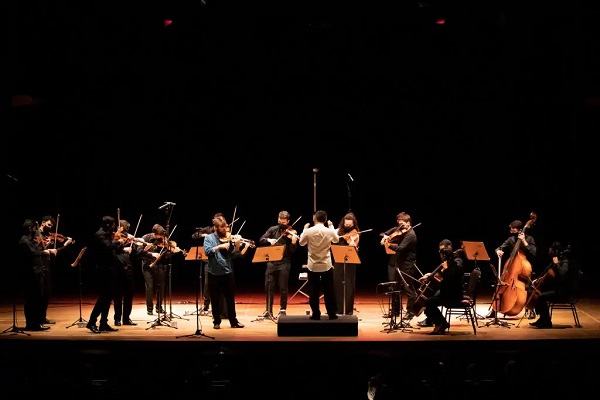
(2, 290, 600, 399)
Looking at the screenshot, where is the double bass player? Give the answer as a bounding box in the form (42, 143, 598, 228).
(486, 218, 537, 320)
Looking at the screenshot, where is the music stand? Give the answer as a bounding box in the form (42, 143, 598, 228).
(331, 245, 361, 316)
(66, 247, 88, 329)
(251, 246, 285, 323)
(177, 246, 214, 339)
(376, 281, 400, 334)
(461, 241, 489, 320)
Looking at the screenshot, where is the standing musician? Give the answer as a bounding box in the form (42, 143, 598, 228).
(258, 210, 299, 318)
(17, 219, 56, 331)
(333, 212, 360, 316)
(529, 242, 578, 329)
(380, 212, 418, 323)
(203, 215, 248, 329)
(112, 219, 153, 326)
(486, 219, 537, 320)
(36, 215, 74, 325)
(420, 239, 465, 335)
(191, 213, 230, 318)
(140, 224, 168, 315)
(86, 215, 126, 333)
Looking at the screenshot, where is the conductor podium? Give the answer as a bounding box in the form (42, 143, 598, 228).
(277, 315, 358, 337)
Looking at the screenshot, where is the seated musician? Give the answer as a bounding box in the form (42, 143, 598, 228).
(421, 239, 465, 335)
(530, 242, 577, 329)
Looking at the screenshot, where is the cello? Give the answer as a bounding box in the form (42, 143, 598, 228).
(492, 212, 537, 316)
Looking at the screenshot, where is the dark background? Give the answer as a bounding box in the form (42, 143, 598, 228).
(6, 2, 598, 298)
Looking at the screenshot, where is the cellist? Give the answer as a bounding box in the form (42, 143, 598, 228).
(485, 219, 537, 319)
(529, 242, 577, 329)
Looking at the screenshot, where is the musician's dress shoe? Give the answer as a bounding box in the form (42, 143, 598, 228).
(417, 318, 433, 327)
(123, 319, 137, 326)
(114, 320, 122, 326)
(86, 323, 101, 334)
(429, 320, 450, 335)
(99, 324, 118, 332)
(529, 319, 552, 329)
(230, 321, 245, 328)
(213, 323, 221, 329)
(485, 310, 496, 319)
(25, 324, 50, 331)
(43, 318, 56, 325)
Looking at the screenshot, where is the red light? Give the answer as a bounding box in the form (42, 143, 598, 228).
(164, 20, 173, 27)
(435, 18, 446, 25)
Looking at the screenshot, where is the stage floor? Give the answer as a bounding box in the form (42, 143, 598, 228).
(2, 290, 599, 399)
(2, 291, 599, 341)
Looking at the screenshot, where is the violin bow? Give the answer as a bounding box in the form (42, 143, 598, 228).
(132, 214, 143, 238)
(235, 220, 246, 236)
(54, 213, 60, 250)
(230, 206, 237, 233)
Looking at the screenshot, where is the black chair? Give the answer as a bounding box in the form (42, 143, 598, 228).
(549, 270, 583, 328)
(442, 268, 481, 335)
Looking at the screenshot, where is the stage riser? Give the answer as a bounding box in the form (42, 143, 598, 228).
(277, 315, 359, 336)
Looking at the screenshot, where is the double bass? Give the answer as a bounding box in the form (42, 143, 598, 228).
(492, 212, 537, 316)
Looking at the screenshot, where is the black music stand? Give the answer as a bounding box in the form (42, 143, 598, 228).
(251, 245, 285, 323)
(177, 246, 214, 339)
(461, 241, 489, 320)
(376, 281, 400, 334)
(331, 245, 361, 316)
(66, 247, 88, 329)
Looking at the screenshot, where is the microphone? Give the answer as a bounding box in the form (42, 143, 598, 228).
(158, 202, 176, 210)
(347, 173, 354, 182)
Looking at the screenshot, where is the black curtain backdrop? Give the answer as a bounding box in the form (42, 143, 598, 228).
(6, 3, 597, 298)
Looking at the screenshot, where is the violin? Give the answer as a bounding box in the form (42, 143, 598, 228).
(48, 232, 74, 243)
(282, 226, 298, 239)
(220, 231, 255, 248)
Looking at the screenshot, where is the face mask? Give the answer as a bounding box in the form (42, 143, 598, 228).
(343, 226, 354, 233)
(278, 223, 288, 229)
(43, 226, 52, 234)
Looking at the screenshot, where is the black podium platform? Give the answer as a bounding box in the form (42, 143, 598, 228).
(277, 315, 359, 337)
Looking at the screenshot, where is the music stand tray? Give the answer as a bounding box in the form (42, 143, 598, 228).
(186, 246, 208, 261)
(252, 245, 285, 263)
(461, 241, 490, 261)
(331, 245, 361, 265)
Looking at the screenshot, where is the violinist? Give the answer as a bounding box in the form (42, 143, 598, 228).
(17, 219, 53, 330)
(191, 212, 222, 313)
(379, 212, 418, 322)
(529, 242, 577, 329)
(485, 219, 537, 320)
(333, 212, 360, 316)
(420, 239, 465, 334)
(86, 215, 127, 333)
(112, 219, 153, 326)
(36, 215, 74, 325)
(258, 210, 299, 317)
(140, 224, 168, 315)
(203, 215, 247, 329)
